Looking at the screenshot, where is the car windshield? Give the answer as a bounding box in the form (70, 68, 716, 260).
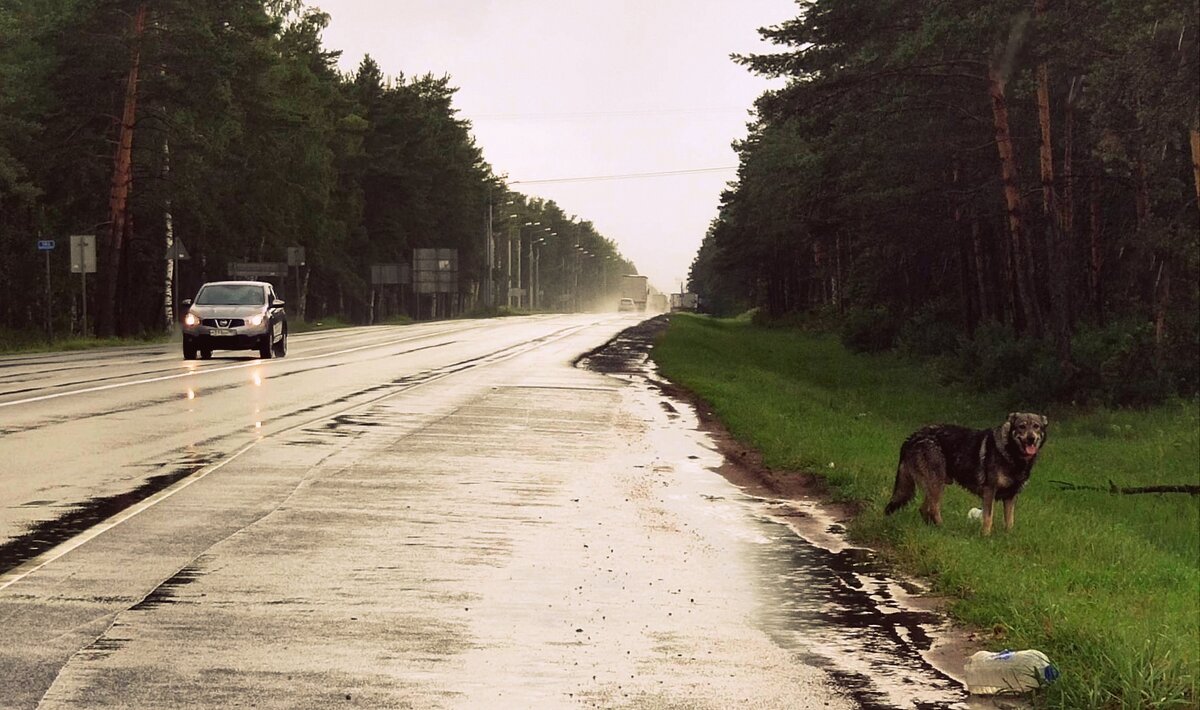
(195, 284, 265, 306)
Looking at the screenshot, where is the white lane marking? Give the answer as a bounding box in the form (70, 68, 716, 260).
(0, 443, 256, 592)
(0, 325, 483, 410)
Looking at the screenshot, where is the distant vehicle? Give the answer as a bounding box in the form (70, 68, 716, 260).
(618, 297, 637, 312)
(670, 293, 699, 312)
(620, 274, 649, 311)
(180, 281, 287, 360)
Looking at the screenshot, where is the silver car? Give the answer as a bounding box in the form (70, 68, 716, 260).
(180, 281, 288, 360)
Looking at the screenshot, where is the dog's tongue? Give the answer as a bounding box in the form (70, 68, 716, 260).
(1023, 443, 1038, 457)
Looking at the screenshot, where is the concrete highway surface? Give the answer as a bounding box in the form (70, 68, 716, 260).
(0, 315, 968, 708)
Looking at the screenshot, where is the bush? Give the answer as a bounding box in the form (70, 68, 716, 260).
(898, 309, 962, 358)
(839, 307, 900, 353)
(949, 323, 1068, 408)
(949, 320, 1181, 408)
(1071, 320, 1175, 407)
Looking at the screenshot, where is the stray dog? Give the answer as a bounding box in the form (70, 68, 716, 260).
(884, 413, 1048, 535)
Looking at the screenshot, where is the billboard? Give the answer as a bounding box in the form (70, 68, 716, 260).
(413, 248, 457, 294)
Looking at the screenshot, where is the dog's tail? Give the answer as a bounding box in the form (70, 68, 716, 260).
(884, 459, 916, 515)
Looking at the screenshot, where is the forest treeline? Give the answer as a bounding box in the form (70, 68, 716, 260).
(690, 0, 1199, 406)
(0, 0, 633, 337)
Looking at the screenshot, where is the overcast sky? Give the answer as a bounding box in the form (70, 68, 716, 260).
(313, 0, 795, 294)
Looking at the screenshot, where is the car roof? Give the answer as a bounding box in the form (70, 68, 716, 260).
(200, 281, 270, 287)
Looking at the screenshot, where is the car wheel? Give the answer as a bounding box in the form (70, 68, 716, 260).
(183, 338, 197, 360)
(259, 335, 273, 359)
(273, 328, 287, 358)
(200, 349, 213, 360)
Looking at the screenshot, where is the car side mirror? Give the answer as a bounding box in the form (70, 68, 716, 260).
(272, 298, 286, 308)
(181, 298, 192, 307)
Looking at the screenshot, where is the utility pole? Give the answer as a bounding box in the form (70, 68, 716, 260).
(506, 223, 515, 308)
(484, 194, 494, 308)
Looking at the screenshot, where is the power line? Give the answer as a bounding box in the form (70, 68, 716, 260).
(472, 108, 746, 121)
(510, 166, 737, 185)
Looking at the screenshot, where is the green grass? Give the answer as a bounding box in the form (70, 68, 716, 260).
(653, 314, 1199, 709)
(288, 316, 358, 334)
(0, 328, 169, 355)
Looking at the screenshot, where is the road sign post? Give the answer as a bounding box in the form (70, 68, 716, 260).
(37, 240, 56, 342)
(287, 247, 305, 312)
(70, 235, 97, 336)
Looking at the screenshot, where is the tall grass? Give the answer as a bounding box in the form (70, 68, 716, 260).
(653, 314, 1199, 708)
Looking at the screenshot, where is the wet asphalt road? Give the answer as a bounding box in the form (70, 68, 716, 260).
(0, 315, 971, 708)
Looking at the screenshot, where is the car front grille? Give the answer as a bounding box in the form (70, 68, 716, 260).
(201, 318, 246, 327)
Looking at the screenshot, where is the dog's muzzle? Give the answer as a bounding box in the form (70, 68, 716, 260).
(1021, 436, 1040, 459)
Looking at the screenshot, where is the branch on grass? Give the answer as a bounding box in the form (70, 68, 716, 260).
(1049, 480, 1200, 495)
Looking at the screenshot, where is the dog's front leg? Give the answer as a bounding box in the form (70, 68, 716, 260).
(1003, 497, 1016, 531)
(980, 489, 996, 536)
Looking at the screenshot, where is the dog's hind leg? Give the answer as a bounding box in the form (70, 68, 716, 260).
(884, 459, 916, 515)
(911, 445, 946, 525)
(920, 478, 945, 525)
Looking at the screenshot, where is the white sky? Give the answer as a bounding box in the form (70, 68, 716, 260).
(313, 0, 794, 294)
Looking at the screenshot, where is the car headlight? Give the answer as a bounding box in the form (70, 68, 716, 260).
(183, 313, 198, 326)
(248, 314, 264, 327)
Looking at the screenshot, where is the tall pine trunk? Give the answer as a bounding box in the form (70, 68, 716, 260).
(988, 64, 1041, 337)
(972, 219, 990, 322)
(1088, 172, 1104, 325)
(1033, 0, 1071, 368)
(98, 3, 147, 337)
(1190, 121, 1200, 203)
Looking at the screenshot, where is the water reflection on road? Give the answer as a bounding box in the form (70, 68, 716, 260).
(591, 319, 972, 708)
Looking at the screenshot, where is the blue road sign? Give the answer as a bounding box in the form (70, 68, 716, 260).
(37, 240, 56, 251)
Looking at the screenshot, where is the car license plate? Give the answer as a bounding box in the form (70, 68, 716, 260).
(211, 328, 235, 337)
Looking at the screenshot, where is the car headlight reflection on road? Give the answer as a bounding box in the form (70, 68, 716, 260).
(248, 314, 264, 327)
(183, 313, 198, 326)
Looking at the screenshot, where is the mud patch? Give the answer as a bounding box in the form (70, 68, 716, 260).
(574, 315, 668, 374)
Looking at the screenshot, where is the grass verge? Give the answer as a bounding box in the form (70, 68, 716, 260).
(289, 316, 358, 334)
(652, 314, 1198, 709)
(0, 328, 169, 356)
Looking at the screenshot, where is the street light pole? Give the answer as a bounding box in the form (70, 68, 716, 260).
(507, 217, 517, 308)
(485, 196, 493, 309)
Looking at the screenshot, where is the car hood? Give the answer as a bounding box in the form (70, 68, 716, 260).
(188, 305, 266, 318)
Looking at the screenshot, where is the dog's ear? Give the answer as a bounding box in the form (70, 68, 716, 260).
(1039, 414, 1049, 429)
(1000, 414, 1015, 442)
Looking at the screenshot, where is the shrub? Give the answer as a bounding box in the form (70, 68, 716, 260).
(898, 308, 962, 357)
(839, 307, 900, 353)
(952, 323, 1066, 408)
(1071, 320, 1175, 407)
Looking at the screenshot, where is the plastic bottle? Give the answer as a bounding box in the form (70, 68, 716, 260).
(963, 649, 1060, 694)
(967, 507, 983, 520)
